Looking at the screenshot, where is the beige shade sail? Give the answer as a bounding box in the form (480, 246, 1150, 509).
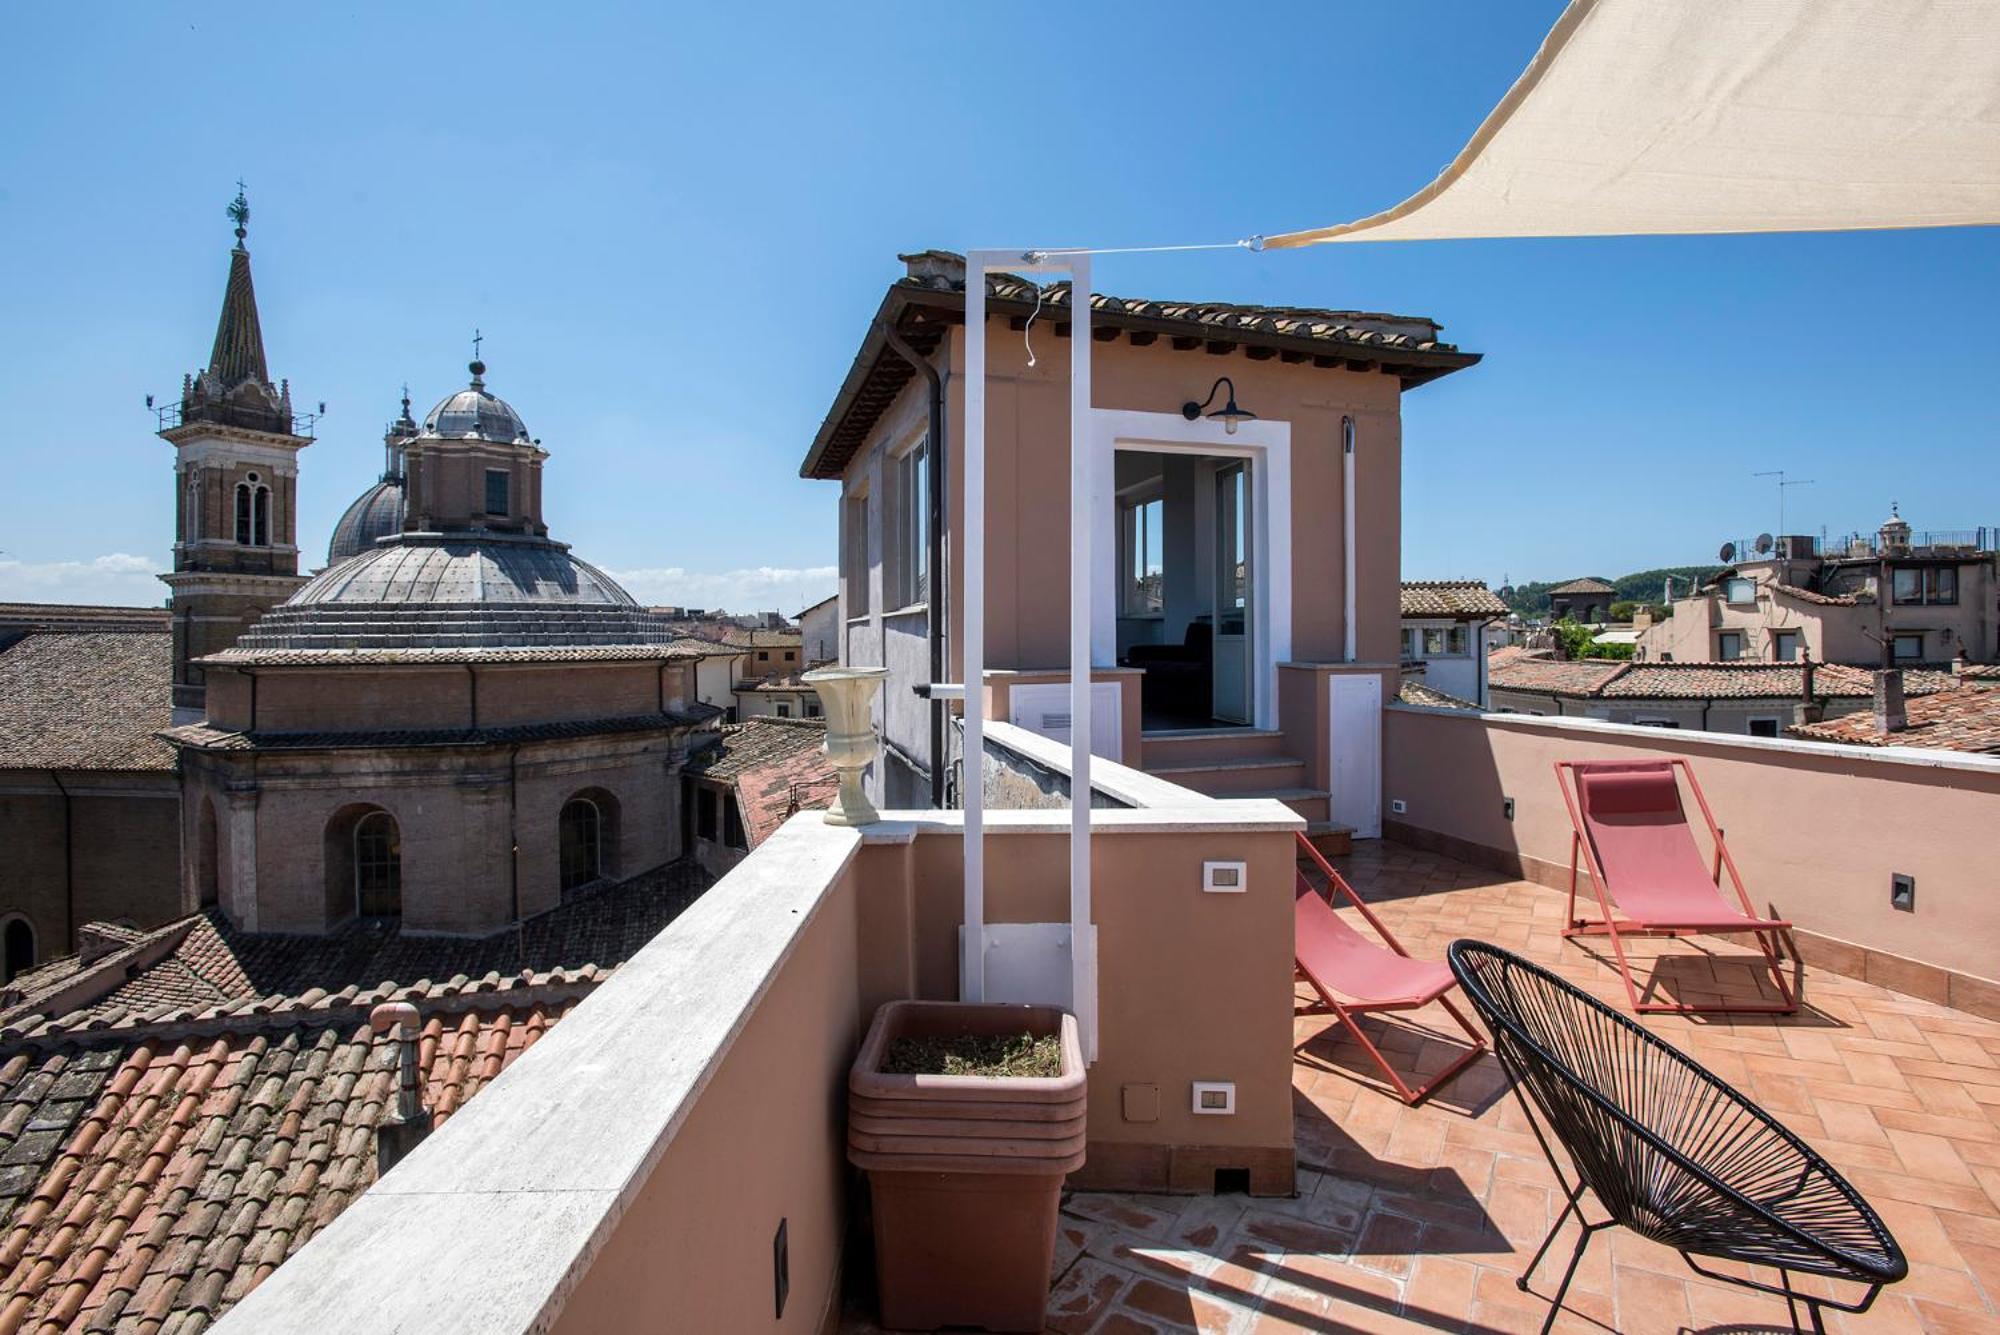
(1266, 0, 2000, 247)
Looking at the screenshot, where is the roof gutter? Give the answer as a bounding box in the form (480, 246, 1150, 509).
(877, 318, 949, 808)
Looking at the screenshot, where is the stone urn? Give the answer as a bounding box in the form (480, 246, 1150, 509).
(801, 665, 888, 826)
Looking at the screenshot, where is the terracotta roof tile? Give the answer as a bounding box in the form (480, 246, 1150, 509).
(0, 856, 718, 1332)
(1790, 686, 2000, 753)
(1772, 583, 1860, 606)
(1547, 577, 1616, 596)
(1399, 581, 1509, 618)
(0, 632, 174, 771)
(686, 720, 838, 846)
(1397, 680, 1481, 710)
(1486, 657, 1629, 695)
(1489, 656, 1958, 702)
(196, 642, 707, 668)
(160, 706, 721, 754)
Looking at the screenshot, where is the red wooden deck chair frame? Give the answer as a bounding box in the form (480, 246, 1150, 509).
(1555, 758, 1797, 1016)
(1293, 833, 1486, 1105)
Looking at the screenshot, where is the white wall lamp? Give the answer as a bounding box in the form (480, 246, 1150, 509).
(1181, 377, 1257, 435)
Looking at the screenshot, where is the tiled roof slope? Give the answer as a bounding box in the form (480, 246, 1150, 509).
(4, 858, 713, 1040)
(0, 604, 170, 637)
(801, 251, 1479, 480)
(687, 720, 837, 845)
(1397, 680, 1480, 710)
(0, 857, 717, 1333)
(0, 997, 577, 1333)
(1791, 687, 2000, 753)
(0, 632, 174, 771)
(1548, 577, 1616, 596)
(1772, 583, 1860, 607)
(1489, 656, 1957, 702)
(161, 705, 721, 755)
(1399, 581, 1509, 618)
(1485, 656, 1628, 696)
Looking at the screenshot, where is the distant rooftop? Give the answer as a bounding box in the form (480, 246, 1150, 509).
(0, 631, 174, 771)
(1400, 581, 1509, 619)
(1792, 685, 2000, 754)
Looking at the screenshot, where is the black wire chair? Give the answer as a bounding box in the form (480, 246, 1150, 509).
(1446, 940, 1906, 1335)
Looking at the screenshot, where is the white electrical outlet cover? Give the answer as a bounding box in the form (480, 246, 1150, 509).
(1202, 861, 1247, 894)
(1390, 799, 1407, 814)
(1191, 1081, 1236, 1115)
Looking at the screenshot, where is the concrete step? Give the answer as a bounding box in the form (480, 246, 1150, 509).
(1138, 728, 1289, 768)
(1141, 754, 1308, 796)
(1299, 823, 1354, 859)
(1225, 786, 1330, 826)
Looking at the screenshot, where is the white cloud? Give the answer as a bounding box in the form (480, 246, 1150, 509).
(0, 553, 167, 607)
(606, 564, 837, 615)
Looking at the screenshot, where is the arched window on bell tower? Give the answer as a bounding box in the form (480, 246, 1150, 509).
(235, 472, 272, 546)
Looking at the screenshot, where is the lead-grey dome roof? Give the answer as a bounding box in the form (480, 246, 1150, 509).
(422, 361, 532, 444)
(239, 537, 675, 651)
(327, 476, 407, 565)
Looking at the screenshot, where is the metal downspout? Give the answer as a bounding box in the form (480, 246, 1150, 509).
(49, 771, 73, 949)
(508, 744, 522, 963)
(879, 319, 949, 809)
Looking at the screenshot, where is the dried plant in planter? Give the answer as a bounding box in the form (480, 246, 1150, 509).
(882, 1031, 1062, 1079)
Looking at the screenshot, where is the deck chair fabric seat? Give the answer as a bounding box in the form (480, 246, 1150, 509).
(1573, 765, 1785, 931)
(1291, 833, 1485, 1105)
(1294, 882, 1456, 1007)
(1557, 758, 1797, 1015)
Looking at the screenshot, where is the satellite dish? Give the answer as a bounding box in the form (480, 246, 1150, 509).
(1718, 541, 1737, 563)
(1754, 533, 1775, 555)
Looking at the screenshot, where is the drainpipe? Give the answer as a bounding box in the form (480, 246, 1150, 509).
(878, 319, 948, 808)
(507, 744, 522, 957)
(48, 770, 73, 950)
(1342, 417, 1358, 661)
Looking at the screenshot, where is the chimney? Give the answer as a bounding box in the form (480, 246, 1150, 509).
(1873, 669, 1907, 735)
(1953, 645, 1971, 686)
(370, 1002, 433, 1174)
(76, 923, 130, 967)
(1793, 652, 1823, 726)
(899, 249, 968, 286)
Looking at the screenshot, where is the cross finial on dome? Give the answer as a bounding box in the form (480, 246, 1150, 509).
(469, 330, 486, 387)
(228, 181, 250, 248)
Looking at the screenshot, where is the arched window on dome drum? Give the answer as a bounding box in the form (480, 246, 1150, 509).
(354, 811, 402, 918)
(3, 916, 35, 985)
(559, 797, 602, 894)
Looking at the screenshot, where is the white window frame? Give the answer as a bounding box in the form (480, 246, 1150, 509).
(844, 486, 871, 618)
(1117, 481, 1165, 619)
(891, 434, 929, 611)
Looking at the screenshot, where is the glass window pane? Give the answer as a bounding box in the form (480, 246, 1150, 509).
(1892, 568, 1921, 604)
(485, 470, 510, 517)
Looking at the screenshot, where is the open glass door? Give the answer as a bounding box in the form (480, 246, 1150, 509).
(1211, 461, 1253, 723)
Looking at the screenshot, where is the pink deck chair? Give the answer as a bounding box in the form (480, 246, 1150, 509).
(1556, 759, 1797, 1015)
(1293, 833, 1486, 1105)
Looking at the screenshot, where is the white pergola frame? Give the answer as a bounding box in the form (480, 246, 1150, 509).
(961, 249, 1098, 1060)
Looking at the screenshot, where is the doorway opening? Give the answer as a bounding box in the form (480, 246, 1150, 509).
(1115, 449, 1257, 731)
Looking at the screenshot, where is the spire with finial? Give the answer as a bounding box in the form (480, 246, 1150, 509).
(227, 180, 250, 249)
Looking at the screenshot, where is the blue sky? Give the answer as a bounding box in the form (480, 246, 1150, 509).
(4, 3, 1995, 609)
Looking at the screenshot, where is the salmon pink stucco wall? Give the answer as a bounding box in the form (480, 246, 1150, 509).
(1381, 705, 2000, 992)
(932, 324, 1408, 679)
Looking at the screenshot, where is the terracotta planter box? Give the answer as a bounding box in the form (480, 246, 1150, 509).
(848, 1000, 1086, 1333)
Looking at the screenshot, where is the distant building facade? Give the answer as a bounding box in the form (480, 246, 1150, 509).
(1547, 577, 1615, 623)
(1399, 581, 1508, 707)
(1637, 511, 1998, 668)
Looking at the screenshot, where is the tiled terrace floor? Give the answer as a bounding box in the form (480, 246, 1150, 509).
(848, 842, 2000, 1334)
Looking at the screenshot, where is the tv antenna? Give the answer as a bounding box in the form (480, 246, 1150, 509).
(1752, 470, 1815, 537)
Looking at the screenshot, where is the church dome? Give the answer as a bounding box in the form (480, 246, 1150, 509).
(421, 361, 532, 444)
(327, 476, 407, 565)
(237, 536, 673, 652)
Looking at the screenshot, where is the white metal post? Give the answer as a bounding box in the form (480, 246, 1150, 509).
(1067, 254, 1096, 1060)
(961, 250, 994, 1004)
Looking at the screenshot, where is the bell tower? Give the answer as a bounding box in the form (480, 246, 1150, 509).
(157, 188, 314, 723)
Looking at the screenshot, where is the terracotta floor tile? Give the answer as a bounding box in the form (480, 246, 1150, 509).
(844, 842, 2000, 1335)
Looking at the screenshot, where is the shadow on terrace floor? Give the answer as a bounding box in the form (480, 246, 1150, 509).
(843, 841, 2000, 1334)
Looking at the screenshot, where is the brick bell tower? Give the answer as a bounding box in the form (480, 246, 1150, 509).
(157, 189, 314, 723)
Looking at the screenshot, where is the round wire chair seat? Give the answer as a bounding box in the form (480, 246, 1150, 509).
(1447, 940, 1905, 1333)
